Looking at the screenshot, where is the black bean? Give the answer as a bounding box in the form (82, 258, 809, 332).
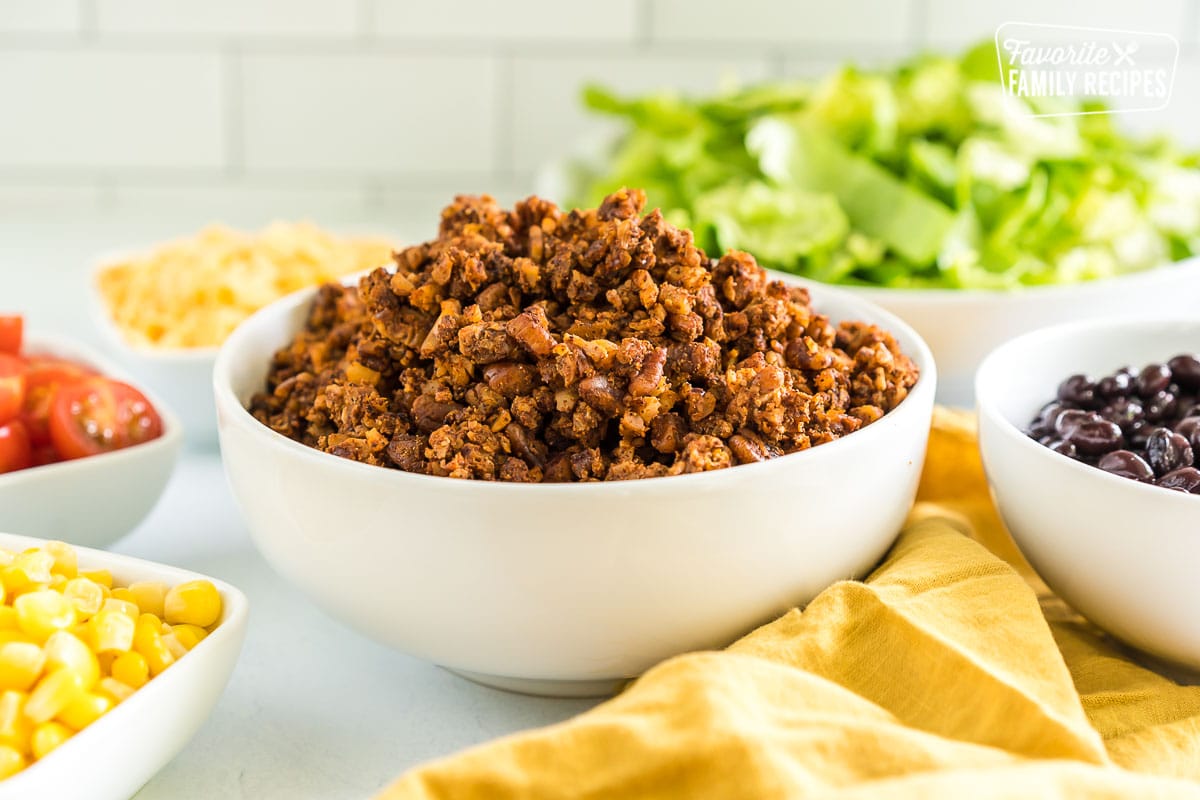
(1168, 354, 1200, 392)
(1065, 417, 1123, 455)
(1057, 374, 1097, 408)
(1146, 428, 1194, 476)
(1029, 402, 1063, 438)
(1175, 417, 1200, 452)
(1127, 420, 1152, 450)
(1097, 371, 1134, 399)
(1053, 408, 1093, 437)
(1047, 439, 1077, 458)
(1100, 397, 1143, 432)
(1143, 390, 1178, 423)
(1098, 450, 1155, 482)
(1160, 467, 1200, 493)
(1136, 363, 1171, 397)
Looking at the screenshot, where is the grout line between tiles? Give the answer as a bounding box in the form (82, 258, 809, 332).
(636, 0, 654, 50)
(222, 44, 244, 177)
(909, 0, 929, 48)
(78, 0, 97, 41)
(1182, 0, 1200, 46)
(0, 35, 909, 61)
(493, 54, 516, 185)
(357, 0, 376, 40)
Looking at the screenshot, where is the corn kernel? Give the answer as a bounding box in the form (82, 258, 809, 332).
(171, 624, 208, 651)
(30, 721, 71, 759)
(0, 551, 13, 568)
(1, 552, 52, 597)
(0, 744, 23, 778)
(133, 615, 174, 676)
(110, 652, 148, 689)
(69, 622, 95, 649)
(96, 677, 133, 704)
(79, 569, 112, 589)
(43, 542, 77, 579)
(89, 609, 135, 654)
(14, 591, 76, 643)
(0, 631, 31, 647)
(0, 607, 16, 631)
(161, 632, 187, 661)
(163, 581, 222, 628)
(48, 575, 67, 592)
(0, 691, 31, 754)
(56, 692, 112, 732)
(43, 632, 99, 691)
(126, 582, 167, 618)
(102, 598, 139, 621)
(0, 643, 45, 692)
(62, 579, 104, 619)
(24, 670, 83, 724)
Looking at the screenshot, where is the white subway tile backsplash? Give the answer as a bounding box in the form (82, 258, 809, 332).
(372, 0, 639, 43)
(510, 54, 771, 174)
(0, 183, 100, 217)
(922, 0, 1189, 46)
(0, 0, 1196, 219)
(105, 182, 379, 226)
(95, 0, 359, 37)
(0, 51, 224, 169)
(0, 0, 80, 34)
(649, 0, 913, 44)
(240, 54, 496, 174)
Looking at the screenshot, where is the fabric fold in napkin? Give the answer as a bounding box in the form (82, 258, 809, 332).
(376, 408, 1200, 799)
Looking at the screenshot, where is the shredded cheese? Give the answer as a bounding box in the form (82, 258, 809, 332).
(96, 222, 394, 349)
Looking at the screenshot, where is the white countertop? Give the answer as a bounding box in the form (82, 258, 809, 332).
(2, 219, 598, 799)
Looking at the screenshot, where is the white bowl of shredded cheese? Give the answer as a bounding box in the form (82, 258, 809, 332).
(89, 223, 396, 442)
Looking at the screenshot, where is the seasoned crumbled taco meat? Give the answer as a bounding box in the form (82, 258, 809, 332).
(250, 190, 919, 482)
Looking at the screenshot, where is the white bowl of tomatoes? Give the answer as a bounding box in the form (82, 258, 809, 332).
(0, 316, 183, 547)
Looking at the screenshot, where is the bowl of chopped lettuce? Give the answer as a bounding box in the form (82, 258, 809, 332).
(546, 43, 1200, 405)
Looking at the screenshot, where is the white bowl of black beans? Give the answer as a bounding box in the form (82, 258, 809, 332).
(976, 318, 1200, 670)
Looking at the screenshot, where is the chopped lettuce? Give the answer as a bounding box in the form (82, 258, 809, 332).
(567, 43, 1200, 289)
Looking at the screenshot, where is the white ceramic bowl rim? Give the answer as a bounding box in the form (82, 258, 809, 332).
(838, 256, 1199, 303)
(976, 315, 1200, 508)
(0, 333, 185, 488)
(215, 277, 937, 494)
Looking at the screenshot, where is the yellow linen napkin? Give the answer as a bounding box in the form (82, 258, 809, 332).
(377, 408, 1200, 799)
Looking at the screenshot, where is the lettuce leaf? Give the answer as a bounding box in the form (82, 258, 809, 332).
(567, 44, 1200, 289)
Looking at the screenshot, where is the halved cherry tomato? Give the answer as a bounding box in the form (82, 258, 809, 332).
(20, 358, 94, 446)
(0, 420, 32, 474)
(0, 354, 25, 425)
(30, 445, 60, 468)
(0, 317, 20, 356)
(49, 378, 163, 460)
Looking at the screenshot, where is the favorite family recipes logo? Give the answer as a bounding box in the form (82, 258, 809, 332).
(994, 22, 1179, 117)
